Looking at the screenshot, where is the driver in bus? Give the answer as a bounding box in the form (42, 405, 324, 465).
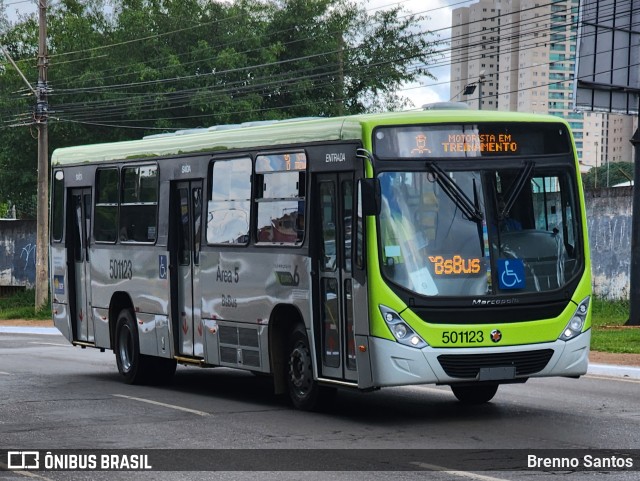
(497, 196, 522, 232)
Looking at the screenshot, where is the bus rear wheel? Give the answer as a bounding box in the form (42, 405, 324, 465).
(114, 308, 176, 385)
(287, 325, 334, 410)
(114, 308, 150, 384)
(451, 384, 499, 404)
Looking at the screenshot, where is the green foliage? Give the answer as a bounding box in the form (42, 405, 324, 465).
(0, 202, 10, 218)
(591, 297, 630, 326)
(591, 298, 640, 354)
(0, 289, 51, 320)
(581, 161, 634, 190)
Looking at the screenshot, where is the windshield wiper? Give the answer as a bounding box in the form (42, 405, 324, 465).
(427, 162, 483, 223)
(500, 161, 535, 220)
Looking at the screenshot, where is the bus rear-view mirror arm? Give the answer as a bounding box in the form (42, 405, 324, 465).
(360, 178, 380, 216)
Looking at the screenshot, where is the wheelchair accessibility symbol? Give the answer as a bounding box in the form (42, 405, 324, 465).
(498, 259, 525, 289)
(159, 255, 168, 280)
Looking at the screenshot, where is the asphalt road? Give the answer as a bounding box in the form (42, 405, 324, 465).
(1, 330, 639, 481)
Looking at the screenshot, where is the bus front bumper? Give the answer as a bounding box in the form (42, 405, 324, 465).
(369, 330, 591, 387)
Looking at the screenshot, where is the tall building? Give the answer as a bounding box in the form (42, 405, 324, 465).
(450, 0, 502, 110)
(450, 0, 637, 169)
(582, 113, 637, 183)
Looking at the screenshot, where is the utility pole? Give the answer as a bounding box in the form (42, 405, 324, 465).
(477, 71, 486, 110)
(34, 0, 49, 310)
(626, 123, 640, 326)
(336, 33, 344, 116)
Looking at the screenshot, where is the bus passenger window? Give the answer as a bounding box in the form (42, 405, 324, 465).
(51, 171, 65, 242)
(207, 157, 251, 245)
(120, 165, 158, 243)
(342, 180, 353, 272)
(94, 168, 119, 243)
(255, 166, 305, 246)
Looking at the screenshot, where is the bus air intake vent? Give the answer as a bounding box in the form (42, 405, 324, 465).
(220, 347, 237, 364)
(239, 328, 259, 348)
(242, 350, 261, 367)
(219, 326, 238, 345)
(437, 349, 554, 378)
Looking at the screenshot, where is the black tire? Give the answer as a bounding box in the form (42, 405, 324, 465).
(451, 384, 499, 404)
(114, 308, 149, 384)
(148, 357, 177, 385)
(287, 325, 335, 410)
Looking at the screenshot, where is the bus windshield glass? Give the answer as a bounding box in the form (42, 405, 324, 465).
(378, 166, 582, 297)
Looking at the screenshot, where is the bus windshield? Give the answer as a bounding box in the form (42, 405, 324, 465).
(378, 166, 581, 297)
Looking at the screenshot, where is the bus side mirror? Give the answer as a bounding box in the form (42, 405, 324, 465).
(360, 178, 380, 216)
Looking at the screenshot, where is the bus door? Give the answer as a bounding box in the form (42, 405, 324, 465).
(315, 173, 357, 382)
(171, 180, 204, 358)
(69, 188, 93, 342)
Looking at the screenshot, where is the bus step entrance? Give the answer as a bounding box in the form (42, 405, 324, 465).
(174, 355, 207, 367)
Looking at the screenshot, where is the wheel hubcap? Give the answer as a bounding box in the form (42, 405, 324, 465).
(289, 342, 312, 397)
(118, 325, 133, 373)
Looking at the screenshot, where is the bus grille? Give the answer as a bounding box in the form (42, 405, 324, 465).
(437, 349, 554, 379)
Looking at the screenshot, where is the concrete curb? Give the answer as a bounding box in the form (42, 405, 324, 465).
(587, 363, 640, 380)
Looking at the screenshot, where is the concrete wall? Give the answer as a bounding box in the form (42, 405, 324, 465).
(586, 187, 632, 300)
(0, 220, 37, 289)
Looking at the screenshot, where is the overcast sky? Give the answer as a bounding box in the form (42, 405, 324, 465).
(4, 0, 460, 107)
(368, 0, 457, 108)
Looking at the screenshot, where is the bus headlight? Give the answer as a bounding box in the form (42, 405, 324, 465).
(559, 296, 590, 341)
(379, 305, 428, 349)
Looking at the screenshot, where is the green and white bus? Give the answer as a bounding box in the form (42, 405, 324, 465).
(50, 109, 592, 409)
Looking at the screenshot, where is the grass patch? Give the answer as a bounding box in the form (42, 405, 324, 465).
(0, 289, 51, 321)
(590, 298, 640, 354)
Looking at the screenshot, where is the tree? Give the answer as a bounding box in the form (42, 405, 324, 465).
(260, 0, 438, 116)
(582, 161, 634, 190)
(0, 0, 442, 211)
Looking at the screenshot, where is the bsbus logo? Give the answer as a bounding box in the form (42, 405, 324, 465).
(428, 255, 481, 275)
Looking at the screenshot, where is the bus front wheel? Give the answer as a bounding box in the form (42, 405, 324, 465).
(287, 325, 334, 410)
(451, 383, 499, 404)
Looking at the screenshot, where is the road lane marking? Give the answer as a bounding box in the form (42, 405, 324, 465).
(585, 374, 640, 384)
(0, 462, 55, 480)
(411, 462, 514, 481)
(113, 394, 210, 416)
(29, 342, 70, 347)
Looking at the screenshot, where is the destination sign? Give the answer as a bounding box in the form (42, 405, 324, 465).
(373, 123, 571, 159)
(442, 134, 517, 153)
(256, 152, 307, 173)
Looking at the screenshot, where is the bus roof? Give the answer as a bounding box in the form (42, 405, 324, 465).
(51, 110, 569, 166)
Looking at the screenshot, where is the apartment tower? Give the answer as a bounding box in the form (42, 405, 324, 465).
(450, 0, 636, 169)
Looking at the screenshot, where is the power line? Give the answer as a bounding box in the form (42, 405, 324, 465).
(48, 4, 625, 122)
(49, 0, 442, 89)
(49, 0, 588, 96)
(2, 2, 632, 130)
(4, 0, 575, 99)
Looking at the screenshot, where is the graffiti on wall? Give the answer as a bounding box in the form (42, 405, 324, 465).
(0, 220, 37, 288)
(586, 189, 633, 300)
